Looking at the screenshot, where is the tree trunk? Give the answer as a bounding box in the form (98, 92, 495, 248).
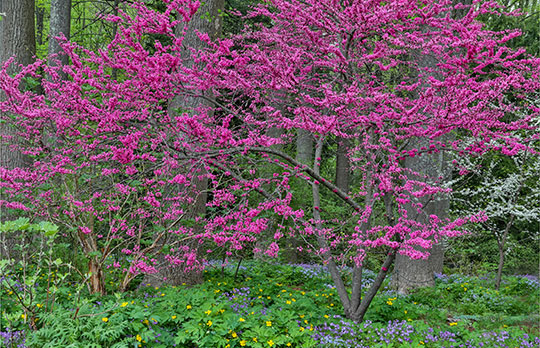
(495, 215, 515, 290)
(88, 258, 106, 295)
(0, 0, 36, 69)
(312, 137, 396, 323)
(77, 219, 106, 295)
(279, 129, 312, 263)
(144, 0, 224, 287)
(296, 129, 313, 165)
(335, 137, 350, 193)
(393, 145, 449, 294)
(390, 1, 468, 292)
(35, 2, 45, 48)
(48, 0, 72, 73)
(0, 0, 36, 261)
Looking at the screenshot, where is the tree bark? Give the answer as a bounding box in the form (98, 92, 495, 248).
(393, 143, 449, 294)
(48, 0, 72, 72)
(390, 1, 468, 292)
(0, 0, 36, 260)
(296, 129, 313, 165)
(144, 0, 224, 287)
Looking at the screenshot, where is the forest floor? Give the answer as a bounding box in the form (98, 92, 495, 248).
(1, 261, 539, 347)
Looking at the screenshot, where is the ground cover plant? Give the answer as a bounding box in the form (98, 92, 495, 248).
(1, 261, 538, 347)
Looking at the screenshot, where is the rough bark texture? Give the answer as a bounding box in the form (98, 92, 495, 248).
(0, 0, 36, 68)
(48, 0, 72, 71)
(392, 143, 450, 294)
(296, 129, 313, 165)
(0, 0, 36, 260)
(391, 2, 472, 294)
(389, 0, 469, 292)
(144, 0, 224, 287)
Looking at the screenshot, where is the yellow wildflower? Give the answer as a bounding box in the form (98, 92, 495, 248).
(102, 317, 108, 322)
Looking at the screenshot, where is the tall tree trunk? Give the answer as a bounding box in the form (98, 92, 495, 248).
(0, 0, 36, 261)
(278, 129, 313, 263)
(390, 1, 472, 293)
(48, 0, 72, 72)
(35, 2, 45, 48)
(392, 140, 449, 294)
(296, 129, 313, 165)
(143, 0, 224, 287)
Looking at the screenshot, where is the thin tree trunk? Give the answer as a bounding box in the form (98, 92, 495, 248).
(111, 0, 120, 81)
(495, 215, 515, 290)
(351, 193, 398, 322)
(311, 137, 353, 314)
(311, 137, 396, 322)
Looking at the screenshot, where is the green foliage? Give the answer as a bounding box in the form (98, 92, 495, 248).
(2, 261, 537, 347)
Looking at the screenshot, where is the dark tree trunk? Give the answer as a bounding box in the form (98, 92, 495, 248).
(495, 215, 515, 290)
(312, 137, 397, 323)
(0, 0, 36, 260)
(35, 2, 45, 47)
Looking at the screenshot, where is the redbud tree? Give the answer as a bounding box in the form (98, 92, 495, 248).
(0, 0, 538, 321)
